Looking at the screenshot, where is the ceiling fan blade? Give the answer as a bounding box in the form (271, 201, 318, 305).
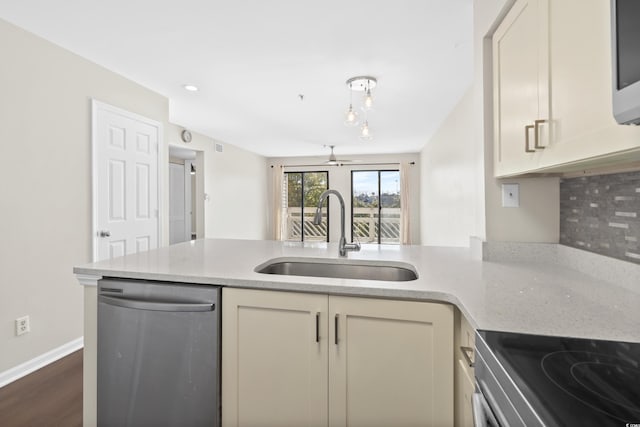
(322, 145, 361, 164)
(322, 158, 360, 164)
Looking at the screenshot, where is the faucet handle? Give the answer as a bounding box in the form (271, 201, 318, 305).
(344, 242, 361, 252)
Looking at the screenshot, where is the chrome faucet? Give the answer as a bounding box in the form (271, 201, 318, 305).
(313, 189, 361, 257)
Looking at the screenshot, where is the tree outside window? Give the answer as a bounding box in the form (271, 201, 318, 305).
(284, 171, 329, 241)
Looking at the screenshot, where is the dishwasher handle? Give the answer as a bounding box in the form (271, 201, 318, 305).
(99, 295, 215, 312)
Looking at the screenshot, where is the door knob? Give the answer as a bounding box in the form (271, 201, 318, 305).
(98, 230, 111, 238)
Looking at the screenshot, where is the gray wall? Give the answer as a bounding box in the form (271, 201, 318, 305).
(560, 171, 640, 264)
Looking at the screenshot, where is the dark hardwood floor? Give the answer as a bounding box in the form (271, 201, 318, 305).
(0, 350, 82, 427)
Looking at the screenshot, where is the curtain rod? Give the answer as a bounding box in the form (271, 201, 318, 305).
(270, 161, 415, 168)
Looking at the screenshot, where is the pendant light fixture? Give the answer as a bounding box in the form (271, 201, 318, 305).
(344, 82, 359, 126)
(363, 87, 374, 111)
(344, 76, 377, 140)
(360, 120, 373, 141)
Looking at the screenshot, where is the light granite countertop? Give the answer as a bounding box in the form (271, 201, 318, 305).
(74, 238, 640, 343)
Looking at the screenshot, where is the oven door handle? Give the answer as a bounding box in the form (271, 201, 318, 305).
(473, 390, 500, 427)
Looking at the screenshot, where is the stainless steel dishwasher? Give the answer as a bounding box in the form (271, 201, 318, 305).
(98, 278, 220, 427)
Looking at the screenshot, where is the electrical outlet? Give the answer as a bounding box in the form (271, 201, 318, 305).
(501, 183, 520, 208)
(15, 316, 30, 336)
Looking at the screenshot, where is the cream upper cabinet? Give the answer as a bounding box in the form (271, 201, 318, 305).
(222, 288, 329, 427)
(222, 288, 454, 427)
(540, 0, 640, 169)
(493, 0, 549, 177)
(494, 0, 640, 177)
(329, 296, 454, 427)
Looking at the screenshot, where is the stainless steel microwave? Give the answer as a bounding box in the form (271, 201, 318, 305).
(611, 0, 640, 125)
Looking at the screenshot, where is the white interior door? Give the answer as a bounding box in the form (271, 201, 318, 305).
(93, 100, 161, 261)
(169, 162, 186, 244)
(184, 159, 194, 240)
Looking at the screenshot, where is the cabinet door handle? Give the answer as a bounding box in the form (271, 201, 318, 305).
(461, 346, 475, 368)
(534, 119, 548, 149)
(525, 125, 535, 153)
(315, 312, 320, 343)
(334, 314, 339, 345)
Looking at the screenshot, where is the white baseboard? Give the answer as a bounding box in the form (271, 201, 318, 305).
(0, 337, 84, 388)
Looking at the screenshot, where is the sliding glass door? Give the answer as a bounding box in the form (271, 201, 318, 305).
(351, 170, 400, 244)
(285, 171, 329, 242)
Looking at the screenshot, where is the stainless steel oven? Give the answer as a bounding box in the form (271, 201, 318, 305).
(471, 381, 500, 427)
(474, 332, 544, 426)
(474, 330, 640, 427)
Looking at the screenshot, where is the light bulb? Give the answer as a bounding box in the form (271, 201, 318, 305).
(363, 88, 373, 110)
(344, 104, 359, 126)
(359, 121, 373, 141)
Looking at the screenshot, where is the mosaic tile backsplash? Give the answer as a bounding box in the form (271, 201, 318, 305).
(560, 171, 640, 264)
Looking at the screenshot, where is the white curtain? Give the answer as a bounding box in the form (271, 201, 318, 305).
(271, 166, 285, 240)
(399, 162, 411, 245)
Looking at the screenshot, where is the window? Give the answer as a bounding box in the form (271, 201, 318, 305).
(284, 171, 329, 241)
(351, 170, 401, 244)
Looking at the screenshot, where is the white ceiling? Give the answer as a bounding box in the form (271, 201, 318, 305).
(0, 0, 473, 158)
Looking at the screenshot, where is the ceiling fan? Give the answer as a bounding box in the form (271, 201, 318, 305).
(323, 145, 360, 165)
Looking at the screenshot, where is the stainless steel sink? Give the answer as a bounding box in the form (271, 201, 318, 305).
(255, 258, 418, 281)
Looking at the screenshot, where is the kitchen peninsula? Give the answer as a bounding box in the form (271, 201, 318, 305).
(75, 238, 640, 341)
(74, 238, 640, 426)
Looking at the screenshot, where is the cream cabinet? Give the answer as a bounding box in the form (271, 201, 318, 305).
(493, 0, 640, 177)
(539, 0, 640, 169)
(222, 288, 454, 427)
(454, 310, 476, 427)
(328, 296, 454, 427)
(493, 0, 549, 177)
(221, 289, 328, 427)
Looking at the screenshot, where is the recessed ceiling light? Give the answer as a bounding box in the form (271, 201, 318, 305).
(183, 84, 198, 92)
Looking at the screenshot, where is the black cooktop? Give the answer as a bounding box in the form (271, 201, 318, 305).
(479, 331, 640, 426)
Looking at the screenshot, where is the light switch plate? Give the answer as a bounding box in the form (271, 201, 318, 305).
(502, 183, 520, 208)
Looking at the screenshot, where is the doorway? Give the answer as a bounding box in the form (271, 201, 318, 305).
(169, 146, 199, 244)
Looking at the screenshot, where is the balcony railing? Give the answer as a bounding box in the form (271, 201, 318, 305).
(285, 207, 400, 244)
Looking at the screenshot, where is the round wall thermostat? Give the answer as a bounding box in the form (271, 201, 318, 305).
(181, 129, 192, 143)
